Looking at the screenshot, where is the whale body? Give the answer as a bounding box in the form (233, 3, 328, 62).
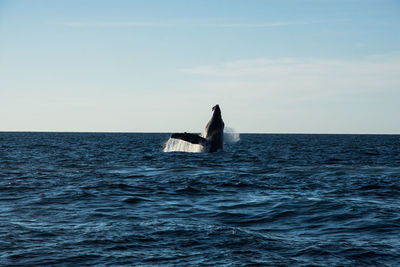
(170, 104, 225, 153)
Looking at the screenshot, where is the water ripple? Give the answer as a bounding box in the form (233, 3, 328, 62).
(1, 132, 400, 266)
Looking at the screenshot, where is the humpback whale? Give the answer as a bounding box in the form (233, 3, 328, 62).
(171, 104, 225, 152)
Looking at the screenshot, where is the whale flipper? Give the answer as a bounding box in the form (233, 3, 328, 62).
(171, 132, 208, 146)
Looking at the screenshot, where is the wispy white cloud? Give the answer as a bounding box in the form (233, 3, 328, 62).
(177, 54, 400, 133)
(213, 21, 319, 28)
(180, 55, 400, 115)
(63, 20, 318, 28)
(180, 55, 400, 97)
(63, 21, 170, 27)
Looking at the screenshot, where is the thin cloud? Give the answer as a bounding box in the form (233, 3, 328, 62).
(214, 21, 318, 28)
(180, 54, 400, 98)
(175, 53, 400, 133)
(181, 55, 400, 77)
(63, 21, 171, 27)
(63, 20, 318, 28)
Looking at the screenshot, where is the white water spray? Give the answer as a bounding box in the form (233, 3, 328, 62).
(224, 127, 241, 143)
(163, 127, 240, 153)
(163, 137, 205, 153)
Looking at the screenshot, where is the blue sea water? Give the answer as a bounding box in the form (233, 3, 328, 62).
(1, 132, 400, 266)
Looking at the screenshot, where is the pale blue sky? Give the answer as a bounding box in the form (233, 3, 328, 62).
(1, 0, 399, 133)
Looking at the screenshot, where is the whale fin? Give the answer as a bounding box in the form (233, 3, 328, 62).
(171, 133, 208, 146)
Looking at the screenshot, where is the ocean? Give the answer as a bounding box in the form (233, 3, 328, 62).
(1, 132, 399, 266)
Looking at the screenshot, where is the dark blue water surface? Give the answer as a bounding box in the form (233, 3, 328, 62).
(1, 132, 400, 266)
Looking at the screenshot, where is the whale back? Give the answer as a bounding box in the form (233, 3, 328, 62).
(202, 105, 224, 152)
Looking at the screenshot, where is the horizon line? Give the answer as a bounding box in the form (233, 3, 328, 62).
(1, 130, 399, 136)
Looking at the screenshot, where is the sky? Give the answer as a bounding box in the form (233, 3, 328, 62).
(0, 0, 399, 133)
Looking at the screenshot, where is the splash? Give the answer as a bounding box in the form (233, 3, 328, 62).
(163, 137, 204, 153)
(224, 127, 241, 143)
(163, 127, 240, 153)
